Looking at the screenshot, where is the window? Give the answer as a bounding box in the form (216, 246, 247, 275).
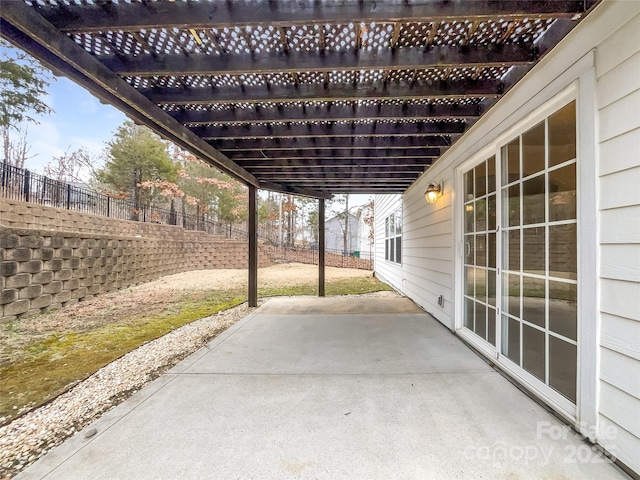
(501, 101, 577, 403)
(384, 209, 402, 264)
(461, 100, 577, 404)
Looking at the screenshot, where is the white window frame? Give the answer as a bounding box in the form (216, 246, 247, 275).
(384, 209, 402, 265)
(453, 71, 598, 432)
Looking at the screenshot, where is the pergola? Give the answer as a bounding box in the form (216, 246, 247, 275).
(0, 0, 598, 305)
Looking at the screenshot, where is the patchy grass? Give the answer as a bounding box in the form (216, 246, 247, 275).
(0, 275, 391, 423)
(260, 276, 393, 297)
(0, 290, 246, 422)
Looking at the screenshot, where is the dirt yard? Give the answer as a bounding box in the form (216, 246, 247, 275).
(136, 262, 374, 291)
(1, 263, 380, 363)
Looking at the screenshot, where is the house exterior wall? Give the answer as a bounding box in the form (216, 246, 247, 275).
(373, 194, 402, 289)
(374, 0, 640, 474)
(594, 7, 640, 473)
(324, 215, 359, 253)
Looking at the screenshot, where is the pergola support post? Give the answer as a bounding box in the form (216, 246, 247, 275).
(318, 198, 325, 297)
(248, 185, 258, 307)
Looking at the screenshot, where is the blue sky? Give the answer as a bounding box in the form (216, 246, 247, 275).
(23, 76, 126, 173)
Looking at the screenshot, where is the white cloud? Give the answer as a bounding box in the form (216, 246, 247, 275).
(68, 136, 106, 156)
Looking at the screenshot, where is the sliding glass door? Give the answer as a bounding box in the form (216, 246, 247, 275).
(462, 101, 578, 404)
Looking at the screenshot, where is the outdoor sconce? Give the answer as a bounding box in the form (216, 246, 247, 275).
(424, 181, 442, 204)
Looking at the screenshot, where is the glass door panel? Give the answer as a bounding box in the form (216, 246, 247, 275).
(463, 156, 498, 345)
(499, 101, 578, 403)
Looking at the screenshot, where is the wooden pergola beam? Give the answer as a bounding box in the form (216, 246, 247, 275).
(210, 136, 453, 150)
(254, 172, 420, 180)
(254, 174, 424, 182)
(318, 198, 325, 297)
(173, 103, 481, 125)
(278, 185, 414, 191)
(276, 177, 416, 182)
(38, 1, 591, 33)
(279, 183, 414, 191)
(239, 157, 436, 167)
(144, 80, 501, 105)
(283, 184, 413, 190)
(194, 122, 465, 139)
(237, 159, 433, 168)
(244, 161, 432, 170)
(321, 188, 408, 193)
(226, 148, 440, 159)
(103, 44, 533, 77)
(248, 185, 258, 307)
(254, 165, 427, 172)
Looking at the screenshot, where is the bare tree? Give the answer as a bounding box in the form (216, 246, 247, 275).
(43, 147, 98, 184)
(2, 125, 36, 168)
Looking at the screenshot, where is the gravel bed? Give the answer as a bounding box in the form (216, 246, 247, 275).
(0, 301, 256, 479)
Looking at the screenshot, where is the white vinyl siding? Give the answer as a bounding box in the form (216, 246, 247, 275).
(373, 194, 403, 290)
(372, 1, 640, 475)
(595, 6, 640, 475)
(401, 173, 455, 328)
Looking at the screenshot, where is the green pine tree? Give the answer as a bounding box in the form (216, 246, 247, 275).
(1, 39, 53, 166)
(97, 122, 177, 218)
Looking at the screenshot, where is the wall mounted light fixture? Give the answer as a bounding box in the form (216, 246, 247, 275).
(424, 181, 442, 204)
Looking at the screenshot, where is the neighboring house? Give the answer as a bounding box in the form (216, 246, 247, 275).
(325, 205, 374, 259)
(375, 2, 640, 476)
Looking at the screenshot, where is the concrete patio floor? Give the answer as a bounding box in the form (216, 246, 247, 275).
(18, 296, 629, 479)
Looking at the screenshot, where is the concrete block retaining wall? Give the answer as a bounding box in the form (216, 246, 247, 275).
(0, 199, 372, 320)
(0, 197, 276, 320)
(0, 226, 273, 319)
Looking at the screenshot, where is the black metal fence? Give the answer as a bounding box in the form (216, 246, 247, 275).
(0, 161, 250, 239)
(0, 162, 374, 269)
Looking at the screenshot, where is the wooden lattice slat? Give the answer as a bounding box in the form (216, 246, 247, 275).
(11, 0, 596, 194)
